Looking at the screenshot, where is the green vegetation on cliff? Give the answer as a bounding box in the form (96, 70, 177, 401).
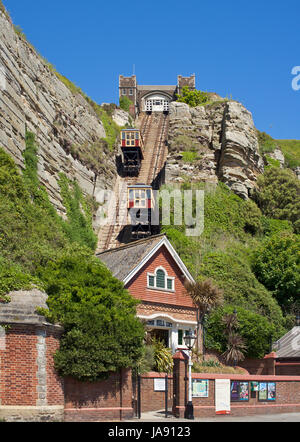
(161, 177, 299, 358)
(257, 130, 300, 169)
(0, 136, 145, 380)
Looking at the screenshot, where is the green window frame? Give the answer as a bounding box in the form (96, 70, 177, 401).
(156, 269, 165, 289)
(167, 278, 173, 290)
(148, 275, 155, 287)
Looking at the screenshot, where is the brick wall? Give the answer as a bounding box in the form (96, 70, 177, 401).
(64, 368, 133, 422)
(0, 325, 38, 406)
(173, 351, 300, 418)
(275, 360, 300, 376)
(132, 372, 173, 413)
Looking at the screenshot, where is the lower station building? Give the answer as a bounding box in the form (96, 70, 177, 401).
(97, 234, 197, 353)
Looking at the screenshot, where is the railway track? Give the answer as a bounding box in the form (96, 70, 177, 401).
(96, 112, 169, 253)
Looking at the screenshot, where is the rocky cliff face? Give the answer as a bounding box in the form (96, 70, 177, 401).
(167, 100, 264, 199)
(0, 10, 117, 215)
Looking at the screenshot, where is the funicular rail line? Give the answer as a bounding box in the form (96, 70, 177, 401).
(96, 112, 169, 252)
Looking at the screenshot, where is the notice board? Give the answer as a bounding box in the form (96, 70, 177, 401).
(215, 379, 231, 414)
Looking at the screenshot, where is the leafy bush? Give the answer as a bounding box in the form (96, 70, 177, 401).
(253, 167, 300, 233)
(37, 249, 145, 381)
(152, 339, 174, 373)
(58, 173, 97, 250)
(176, 86, 209, 107)
(252, 232, 300, 308)
(205, 306, 281, 358)
(119, 96, 133, 113)
(161, 182, 288, 358)
(0, 258, 39, 301)
(0, 147, 68, 273)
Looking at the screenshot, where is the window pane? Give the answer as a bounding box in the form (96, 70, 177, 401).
(148, 275, 155, 287)
(167, 279, 173, 290)
(178, 330, 183, 346)
(156, 269, 165, 288)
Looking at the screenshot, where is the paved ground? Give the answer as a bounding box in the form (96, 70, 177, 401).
(125, 409, 300, 422)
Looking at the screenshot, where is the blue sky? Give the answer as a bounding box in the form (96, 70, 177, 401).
(3, 0, 300, 139)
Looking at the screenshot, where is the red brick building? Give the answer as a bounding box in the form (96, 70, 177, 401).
(97, 234, 197, 353)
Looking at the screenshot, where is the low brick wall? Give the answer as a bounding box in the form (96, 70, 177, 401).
(133, 372, 173, 413)
(64, 369, 134, 422)
(173, 352, 300, 418)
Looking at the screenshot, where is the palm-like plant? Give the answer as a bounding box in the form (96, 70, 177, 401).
(222, 312, 239, 334)
(222, 333, 247, 366)
(185, 278, 223, 357)
(152, 338, 174, 373)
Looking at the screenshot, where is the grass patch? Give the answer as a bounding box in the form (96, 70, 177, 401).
(181, 151, 200, 162)
(257, 130, 277, 154)
(276, 140, 300, 169)
(265, 155, 280, 168)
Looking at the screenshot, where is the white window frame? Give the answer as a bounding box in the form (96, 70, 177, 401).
(147, 266, 175, 292)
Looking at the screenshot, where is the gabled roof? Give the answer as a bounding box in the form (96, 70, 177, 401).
(273, 327, 300, 358)
(96, 234, 194, 285)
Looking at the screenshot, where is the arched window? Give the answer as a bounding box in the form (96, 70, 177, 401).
(147, 268, 174, 291)
(156, 269, 165, 289)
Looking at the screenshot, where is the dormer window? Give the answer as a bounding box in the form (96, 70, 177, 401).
(147, 268, 175, 291)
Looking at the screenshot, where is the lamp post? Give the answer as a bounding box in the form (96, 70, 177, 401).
(183, 329, 197, 420)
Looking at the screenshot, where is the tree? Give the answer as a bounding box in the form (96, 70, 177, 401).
(176, 86, 209, 107)
(252, 231, 300, 308)
(253, 167, 300, 233)
(37, 248, 145, 381)
(185, 279, 223, 357)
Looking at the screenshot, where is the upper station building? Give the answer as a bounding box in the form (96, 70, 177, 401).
(119, 74, 196, 115)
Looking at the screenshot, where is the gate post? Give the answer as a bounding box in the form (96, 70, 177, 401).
(172, 351, 189, 418)
(137, 374, 141, 419)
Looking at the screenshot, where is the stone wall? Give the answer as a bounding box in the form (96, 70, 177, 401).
(0, 10, 116, 215)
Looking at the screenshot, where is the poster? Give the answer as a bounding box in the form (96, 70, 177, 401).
(231, 381, 249, 402)
(251, 381, 259, 392)
(258, 382, 267, 400)
(215, 379, 231, 414)
(154, 378, 166, 391)
(192, 379, 209, 398)
(239, 382, 249, 401)
(267, 382, 276, 401)
(230, 381, 240, 402)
